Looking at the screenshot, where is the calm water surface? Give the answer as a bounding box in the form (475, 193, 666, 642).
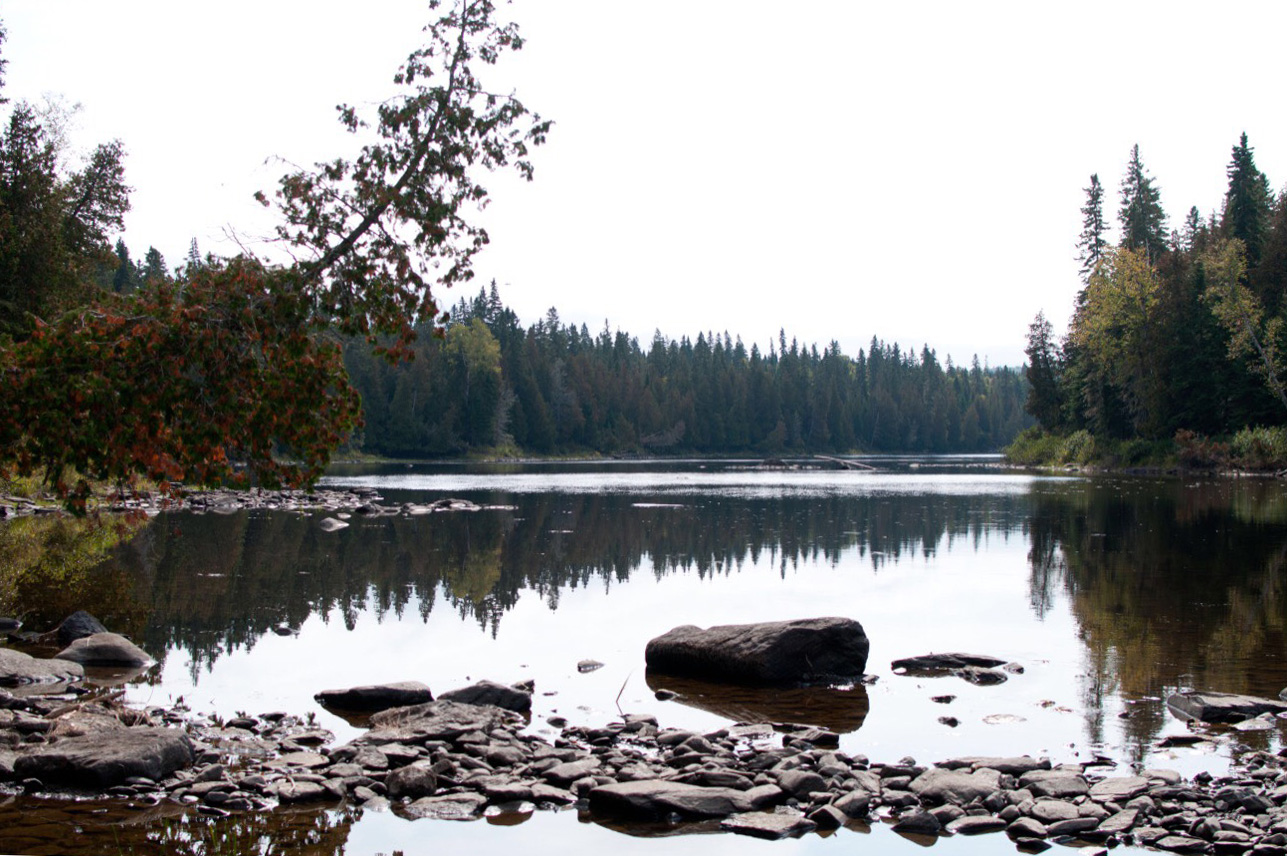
(4, 456, 1287, 854)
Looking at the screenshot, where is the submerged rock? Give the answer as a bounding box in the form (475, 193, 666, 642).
(0, 648, 84, 687)
(1166, 690, 1287, 723)
(644, 617, 869, 685)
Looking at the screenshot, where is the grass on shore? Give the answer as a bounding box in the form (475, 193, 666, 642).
(1004, 425, 1287, 472)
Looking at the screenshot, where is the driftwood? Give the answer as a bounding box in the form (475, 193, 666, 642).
(814, 455, 877, 471)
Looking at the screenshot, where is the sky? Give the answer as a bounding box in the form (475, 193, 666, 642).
(3, 1, 1286, 366)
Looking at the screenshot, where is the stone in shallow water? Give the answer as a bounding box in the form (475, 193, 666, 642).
(401, 792, 488, 821)
(645, 617, 869, 685)
(437, 680, 531, 714)
(0, 648, 83, 687)
(1166, 690, 1287, 723)
(13, 728, 193, 788)
(53, 633, 153, 667)
(909, 767, 1002, 806)
(314, 681, 433, 712)
(719, 810, 817, 840)
(1088, 775, 1150, 803)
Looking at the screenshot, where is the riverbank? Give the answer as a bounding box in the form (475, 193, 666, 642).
(3, 680, 1287, 853)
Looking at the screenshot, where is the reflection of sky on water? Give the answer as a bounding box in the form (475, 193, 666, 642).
(137, 468, 1221, 780)
(87, 462, 1287, 854)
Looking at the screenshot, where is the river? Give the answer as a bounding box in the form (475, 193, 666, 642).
(2, 456, 1286, 854)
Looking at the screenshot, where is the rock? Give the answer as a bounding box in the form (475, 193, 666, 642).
(909, 767, 1002, 805)
(384, 760, 439, 799)
(893, 810, 942, 835)
(1008, 816, 1049, 838)
(1166, 691, 1287, 723)
(1097, 808, 1139, 835)
(276, 781, 331, 803)
(53, 611, 108, 646)
(1089, 775, 1151, 803)
(314, 681, 433, 712)
(1020, 769, 1090, 799)
(542, 758, 600, 787)
(437, 680, 531, 714)
(644, 617, 869, 685)
(956, 665, 1008, 685)
(0, 618, 21, 632)
(365, 700, 522, 744)
(1152, 834, 1212, 853)
(53, 632, 154, 667)
(719, 810, 817, 840)
(317, 517, 349, 532)
(947, 814, 1008, 834)
(775, 769, 827, 798)
(590, 779, 757, 819)
(806, 803, 848, 829)
(949, 756, 1051, 776)
(401, 792, 488, 820)
(891, 652, 1007, 672)
(0, 648, 84, 686)
(577, 660, 605, 673)
(1029, 799, 1080, 823)
(14, 728, 193, 787)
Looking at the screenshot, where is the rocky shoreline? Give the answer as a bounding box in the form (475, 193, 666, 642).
(1, 678, 1287, 854)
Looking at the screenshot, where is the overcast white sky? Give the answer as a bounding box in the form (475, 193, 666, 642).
(3, 1, 1286, 366)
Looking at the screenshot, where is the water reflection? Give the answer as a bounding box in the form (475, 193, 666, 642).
(643, 672, 870, 733)
(1026, 477, 1287, 761)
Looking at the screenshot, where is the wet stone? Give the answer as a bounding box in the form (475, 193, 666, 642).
(719, 810, 817, 840)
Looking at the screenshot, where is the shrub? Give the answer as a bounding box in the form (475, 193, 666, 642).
(1230, 426, 1287, 471)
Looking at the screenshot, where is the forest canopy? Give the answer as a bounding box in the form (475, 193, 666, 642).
(1022, 134, 1287, 459)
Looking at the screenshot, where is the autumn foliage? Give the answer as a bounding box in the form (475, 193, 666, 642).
(0, 258, 362, 505)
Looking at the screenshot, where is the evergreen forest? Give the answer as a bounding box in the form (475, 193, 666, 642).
(1021, 135, 1287, 463)
(343, 288, 1031, 458)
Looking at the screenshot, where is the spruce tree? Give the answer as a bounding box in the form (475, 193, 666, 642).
(1223, 132, 1273, 267)
(1077, 174, 1107, 287)
(1118, 145, 1168, 263)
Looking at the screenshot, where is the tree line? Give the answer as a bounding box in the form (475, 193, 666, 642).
(344, 285, 1031, 457)
(1024, 135, 1287, 450)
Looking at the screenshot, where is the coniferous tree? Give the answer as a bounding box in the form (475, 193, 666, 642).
(1077, 174, 1108, 288)
(1118, 145, 1168, 263)
(1223, 132, 1274, 268)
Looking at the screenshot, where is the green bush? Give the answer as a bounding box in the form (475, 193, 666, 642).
(1230, 426, 1287, 470)
(1003, 427, 1063, 466)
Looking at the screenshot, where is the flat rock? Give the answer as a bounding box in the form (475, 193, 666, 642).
(1089, 775, 1151, 802)
(13, 727, 193, 787)
(909, 767, 1002, 805)
(947, 814, 1008, 835)
(892, 652, 1007, 672)
(1097, 808, 1139, 835)
(542, 758, 600, 787)
(0, 648, 84, 686)
(589, 780, 759, 819)
(401, 792, 488, 820)
(1020, 770, 1090, 799)
(436, 680, 531, 714)
(1166, 690, 1287, 723)
(53, 632, 154, 667)
(314, 681, 433, 712)
(948, 755, 1051, 776)
(719, 810, 817, 840)
(276, 781, 331, 803)
(644, 617, 869, 685)
(365, 700, 522, 743)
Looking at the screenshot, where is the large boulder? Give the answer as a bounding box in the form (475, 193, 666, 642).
(1166, 691, 1287, 723)
(644, 617, 869, 686)
(436, 680, 531, 713)
(589, 779, 777, 820)
(54, 611, 108, 646)
(0, 648, 84, 687)
(53, 632, 153, 667)
(14, 727, 193, 788)
(909, 767, 1002, 806)
(314, 681, 433, 713)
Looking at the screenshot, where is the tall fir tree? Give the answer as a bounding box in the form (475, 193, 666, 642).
(1222, 132, 1274, 267)
(1076, 174, 1107, 288)
(1118, 145, 1168, 263)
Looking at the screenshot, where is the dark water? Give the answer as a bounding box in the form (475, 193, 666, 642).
(4, 457, 1287, 854)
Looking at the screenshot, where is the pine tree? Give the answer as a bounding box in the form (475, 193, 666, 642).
(111, 239, 135, 294)
(1223, 132, 1274, 267)
(1118, 145, 1168, 263)
(1076, 174, 1107, 287)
